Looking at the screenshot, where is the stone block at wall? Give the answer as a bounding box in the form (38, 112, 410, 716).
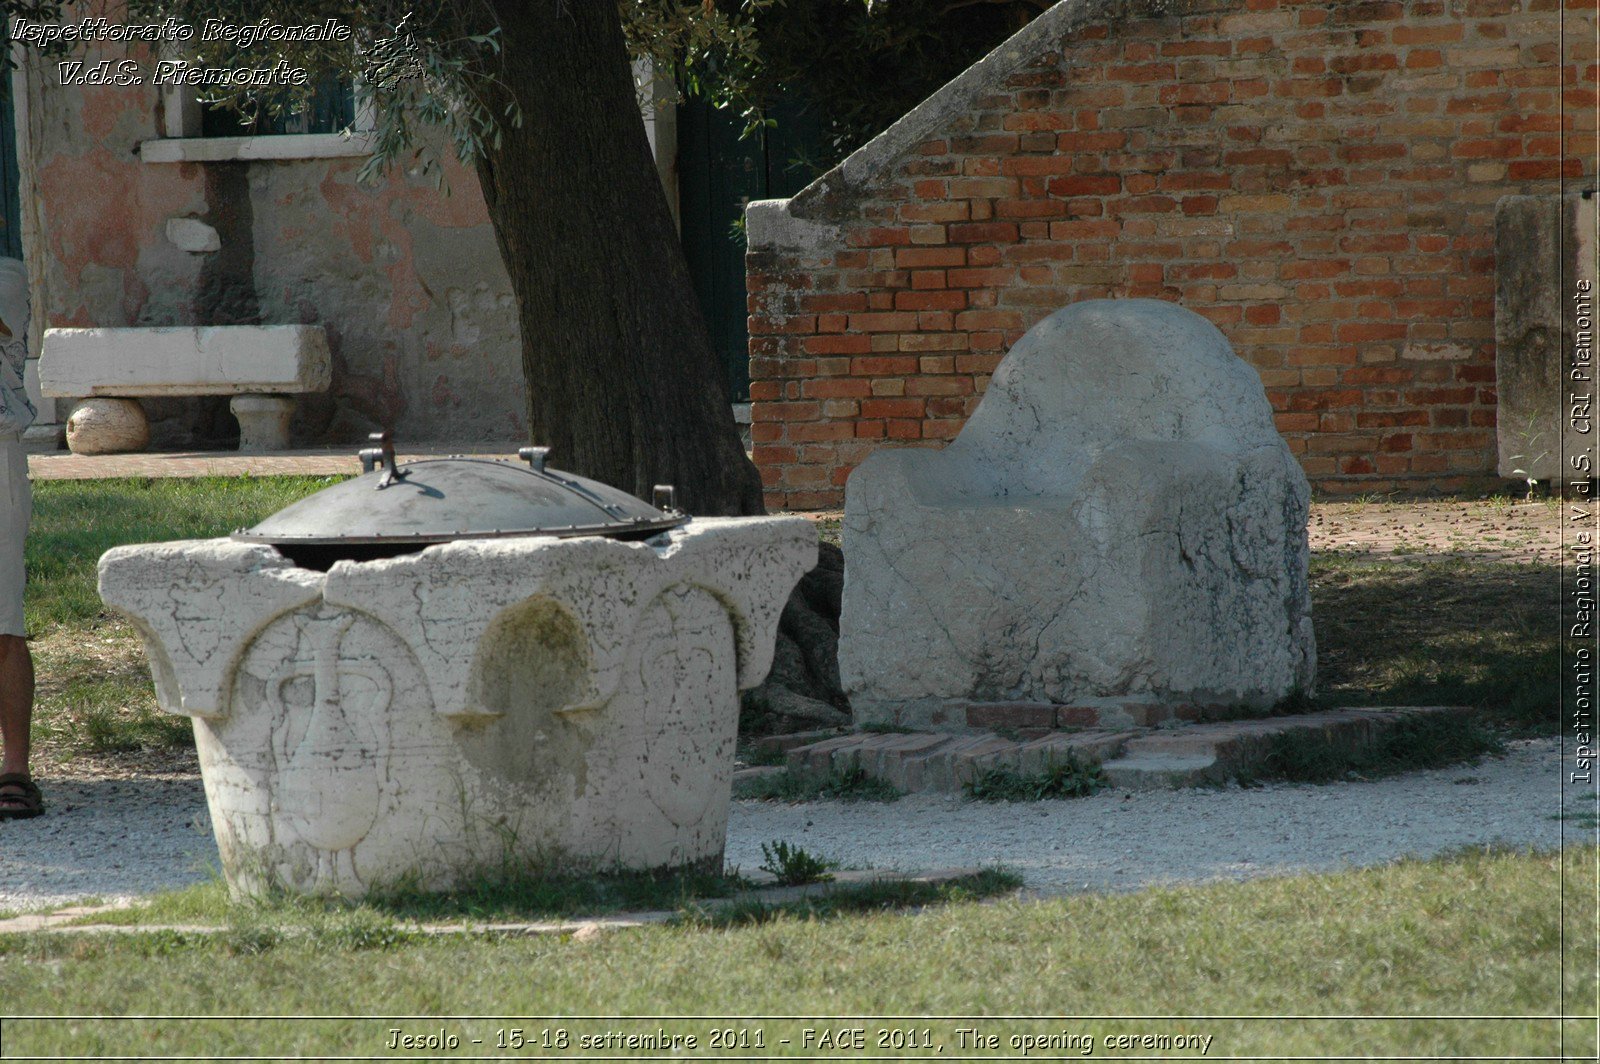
(840, 299, 1315, 726)
(746, 0, 1598, 508)
(1495, 194, 1598, 483)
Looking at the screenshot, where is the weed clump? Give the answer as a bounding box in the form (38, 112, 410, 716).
(964, 755, 1106, 802)
(738, 761, 902, 803)
(758, 840, 837, 886)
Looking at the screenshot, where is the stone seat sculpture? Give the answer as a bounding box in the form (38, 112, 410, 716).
(40, 324, 332, 453)
(839, 298, 1315, 730)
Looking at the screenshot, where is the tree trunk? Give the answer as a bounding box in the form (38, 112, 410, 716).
(472, 0, 765, 517)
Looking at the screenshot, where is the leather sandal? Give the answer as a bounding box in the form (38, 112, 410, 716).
(0, 772, 43, 820)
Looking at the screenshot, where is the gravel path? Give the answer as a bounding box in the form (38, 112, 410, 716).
(0, 737, 1573, 913)
(728, 737, 1572, 892)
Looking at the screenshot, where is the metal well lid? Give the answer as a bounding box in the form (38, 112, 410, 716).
(234, 433, 688, 547)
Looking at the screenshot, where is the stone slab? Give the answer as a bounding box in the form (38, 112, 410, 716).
(40, 325, 333, 398)
(1495, 194, 1599, 482)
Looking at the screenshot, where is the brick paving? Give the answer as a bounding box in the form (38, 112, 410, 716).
(781, 705, 1473, 795)
(27, 444, 522, 481)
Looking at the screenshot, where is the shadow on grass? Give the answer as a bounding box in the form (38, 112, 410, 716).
(677, 869, 1022, 929)
(1240, 712, 1505, 786)
(68, 867, 1021, 952)
(1310, 554, 1557, 731)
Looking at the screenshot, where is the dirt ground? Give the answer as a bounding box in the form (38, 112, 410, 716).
(1307, 498, 1561, 564)
(802, 497, 1564, 565)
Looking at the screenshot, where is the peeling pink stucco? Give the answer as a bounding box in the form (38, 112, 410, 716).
(38, 145, 199, 287)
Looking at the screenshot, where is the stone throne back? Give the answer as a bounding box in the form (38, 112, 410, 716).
(839, 298, 1315, 730)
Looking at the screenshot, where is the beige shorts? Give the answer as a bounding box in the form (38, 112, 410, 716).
(0, 436, 28, 637)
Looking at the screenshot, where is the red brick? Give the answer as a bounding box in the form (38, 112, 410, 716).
(994, 199, 1069, 219)
(899, 333, 969, 352)
(1004, 111, 1072, 131)
(1509, 159, 1584, 179)
(1159, 82, 1231, 106)
(1282, 259, 1352, 279)
(947, 267, 1018, 288)
(1056, 131, 1132, 150)
(1108, 62, 1177, 83)
(859, 397, 925, 419)
(1002, 156, 1079, 176)
(787, 423, 857, 444)
(949, 222, 1021, 243)
(1393, 23, 1464, 44)
(800, 293, 869, 313)
(966, 703, 1056, 729)
(895, 247, 967, 269)
(894, 290, 968, 311)
(850, 356, 918, 376)
(848, 227, 911, 248)
(1338, 322, 1410, 342)
(804, 379, 872, 399)
(751, 444, 797, 466)
(885, 419, 923, 439)
(1047, 175, 1122, 196)
(803, 335, 873, 356)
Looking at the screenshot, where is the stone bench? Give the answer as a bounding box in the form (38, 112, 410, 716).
(39, 325, 332, 453)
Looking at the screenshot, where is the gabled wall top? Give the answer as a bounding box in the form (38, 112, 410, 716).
(746, 0, 1232, 252)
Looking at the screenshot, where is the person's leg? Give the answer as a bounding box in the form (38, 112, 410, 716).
(0, 633, 30, 777)
(0, 436, 37, 816)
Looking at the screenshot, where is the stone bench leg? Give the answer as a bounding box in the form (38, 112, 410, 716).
(230, 394, 295, 451)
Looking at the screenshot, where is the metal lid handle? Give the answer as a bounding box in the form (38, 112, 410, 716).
(518, 446, 551, 473)
(358, 432, 407, 488)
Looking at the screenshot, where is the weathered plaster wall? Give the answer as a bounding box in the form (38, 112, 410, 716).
(746, 0, 1598, 507)
(22, 42, 523, 447)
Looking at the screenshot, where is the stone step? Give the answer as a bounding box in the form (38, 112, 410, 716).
(784, 727, 1140, 794)
(779, 706, 1474, 795)
(1099, 705, 1473, 790)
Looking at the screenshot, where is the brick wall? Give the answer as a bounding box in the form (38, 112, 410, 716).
(745, 0, 1598, 510)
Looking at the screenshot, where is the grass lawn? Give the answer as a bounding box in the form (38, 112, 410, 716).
(1311, 550, 1556, 730)
(1, 846, 1592, 1058)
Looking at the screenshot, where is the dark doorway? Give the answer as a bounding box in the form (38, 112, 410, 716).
(678, 94, 824, 402)
(0, 18, 23, 260)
